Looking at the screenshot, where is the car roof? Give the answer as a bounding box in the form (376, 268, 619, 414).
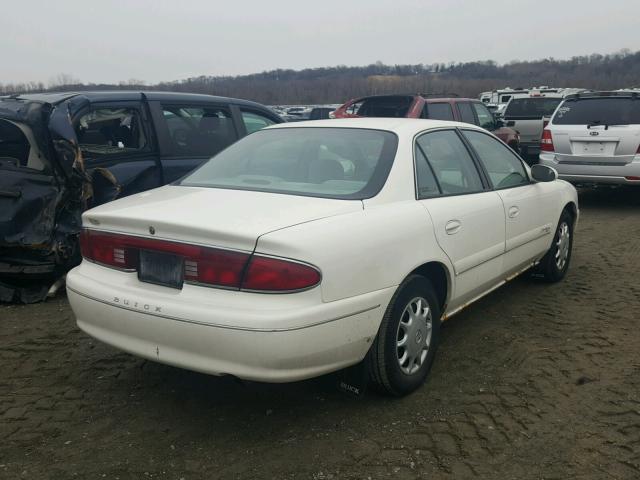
(266, 117, 482, 135)
(12, 90, 272, 109)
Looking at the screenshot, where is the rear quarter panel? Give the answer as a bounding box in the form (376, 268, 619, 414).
(255, 201, 453, 303)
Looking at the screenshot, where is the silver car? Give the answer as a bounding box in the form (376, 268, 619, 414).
(539, 91, 640, 185)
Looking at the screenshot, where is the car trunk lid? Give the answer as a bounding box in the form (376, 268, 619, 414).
(82, 185, 363, 251)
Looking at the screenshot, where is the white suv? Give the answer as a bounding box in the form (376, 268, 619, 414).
(539, 91, 640, 185)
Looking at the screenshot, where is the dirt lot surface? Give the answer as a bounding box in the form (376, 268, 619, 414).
(1, 187, 639, 480)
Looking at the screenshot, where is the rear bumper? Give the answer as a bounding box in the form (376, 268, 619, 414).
(539, 153, 640, 185)
(67, 261, 393, 382)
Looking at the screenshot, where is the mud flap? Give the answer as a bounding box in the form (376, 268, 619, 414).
(337, 360, 368, 398)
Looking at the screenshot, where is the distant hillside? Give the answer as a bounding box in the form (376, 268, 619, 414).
(2, 49, 639, 104)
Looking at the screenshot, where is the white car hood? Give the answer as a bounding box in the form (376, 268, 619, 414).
(82, 185, 363, 251)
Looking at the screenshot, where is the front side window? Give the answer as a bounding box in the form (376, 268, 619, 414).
(160, 105, 236, 156)
(75, 108, 148, 158)
(241, 110, 276, 134)
(426, 103, 455, 121)
(552, 97, 640, 125)
(415, 130, 483, 195)
(462, 130, 528, 189)
(472, 103, 496, 130)
(180, 127, 398, 199)
(456, 102, 476, 125)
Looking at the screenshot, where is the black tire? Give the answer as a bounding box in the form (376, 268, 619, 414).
(367, 275, 441, 396)
(534, 209, 574, 282)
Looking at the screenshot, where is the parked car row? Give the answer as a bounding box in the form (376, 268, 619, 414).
(331, 94, 521, 152)
(2, 86, 582, 396)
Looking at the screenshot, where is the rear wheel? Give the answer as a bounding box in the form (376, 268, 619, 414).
(534, 209, 574, 282)
(367, 275, 441, 396)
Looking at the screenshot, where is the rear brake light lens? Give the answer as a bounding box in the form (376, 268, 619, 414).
(242, 256, 321, 292)
(540, 128, 554, 152)
(80, 229, 138, 270)
(79, 229, 321, 292)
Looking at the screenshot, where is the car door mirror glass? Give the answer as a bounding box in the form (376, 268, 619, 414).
(530, 164, 558, 182)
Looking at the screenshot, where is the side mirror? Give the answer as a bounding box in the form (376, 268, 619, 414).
(506, 120, 516, 127)
(531, 164, 558, 182)
(495, 119, 504, 128)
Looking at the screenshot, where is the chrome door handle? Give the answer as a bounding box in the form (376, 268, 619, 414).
(445, 220, 462, 235)
(508, 206, 520, 218)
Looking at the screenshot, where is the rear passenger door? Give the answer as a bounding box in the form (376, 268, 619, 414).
(150, 102, 239, 184)
(415, 129, 506, 308)
(74, 101, 162, 204)
(461, 129, 555, 274)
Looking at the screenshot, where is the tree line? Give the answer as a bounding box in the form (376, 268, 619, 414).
(2, 49, 639, 105)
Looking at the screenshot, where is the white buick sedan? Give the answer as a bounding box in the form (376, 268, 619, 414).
(67, 118, 578, 396)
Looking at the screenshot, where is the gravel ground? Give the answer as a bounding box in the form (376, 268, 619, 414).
(1, 186, 639, 480)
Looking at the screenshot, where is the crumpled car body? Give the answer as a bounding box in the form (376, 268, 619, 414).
(0, 91, 282, 303)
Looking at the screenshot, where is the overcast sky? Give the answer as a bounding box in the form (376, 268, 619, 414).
(2, 0, 639, 85)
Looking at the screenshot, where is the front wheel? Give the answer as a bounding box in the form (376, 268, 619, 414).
(534, 210, 574, 282)
(367, 275, 441, 396)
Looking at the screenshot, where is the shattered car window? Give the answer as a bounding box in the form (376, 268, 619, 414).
(160, 106, 236, 157)
(75, 108, 148, 157)
(0, 119, 46, 170)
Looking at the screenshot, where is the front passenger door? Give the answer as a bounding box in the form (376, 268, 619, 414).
(461, 129, 555, 274)
(415, 129, 506, 308)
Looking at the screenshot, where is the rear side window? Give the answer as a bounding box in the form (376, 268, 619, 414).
(352, 96, 414, 118)
(426, 103, 454, 121)
(463, 130, 528, 189)
(75, 108, 149, 158)
(415, 130, 483, 195)
(504, 98, 563, 119)
(160, 105, 237, 156)
(414, 147, 440, 198)
(553, 97, 640, 125)
(241, 110, 276, 134)
(456, 102, 476, 125)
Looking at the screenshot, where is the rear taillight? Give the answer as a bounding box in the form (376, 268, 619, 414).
(636, 144, 640, 154)
(540, 128, 554, 152)
(79, 229, 321, 292)
(242, 256, 321, 292)
(80, 229, 138, 270)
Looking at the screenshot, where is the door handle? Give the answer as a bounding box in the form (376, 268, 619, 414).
(445, 220, 462, 235)
(508, 206, 520, 218)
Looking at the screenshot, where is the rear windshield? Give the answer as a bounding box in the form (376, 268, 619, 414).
(179, 127, 398, 200)
(553, 97, 640, 125)
(504, 98, 563, 119)
(351, 96, 413, 118)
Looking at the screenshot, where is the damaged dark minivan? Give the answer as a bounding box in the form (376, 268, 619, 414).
(0, 91, 282, 303)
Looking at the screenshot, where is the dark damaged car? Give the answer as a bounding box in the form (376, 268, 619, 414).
(0, 91, 282, 303)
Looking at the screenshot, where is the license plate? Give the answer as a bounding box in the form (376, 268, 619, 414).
(572, 141, 616, 156)
(138, 250, 183, 289)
